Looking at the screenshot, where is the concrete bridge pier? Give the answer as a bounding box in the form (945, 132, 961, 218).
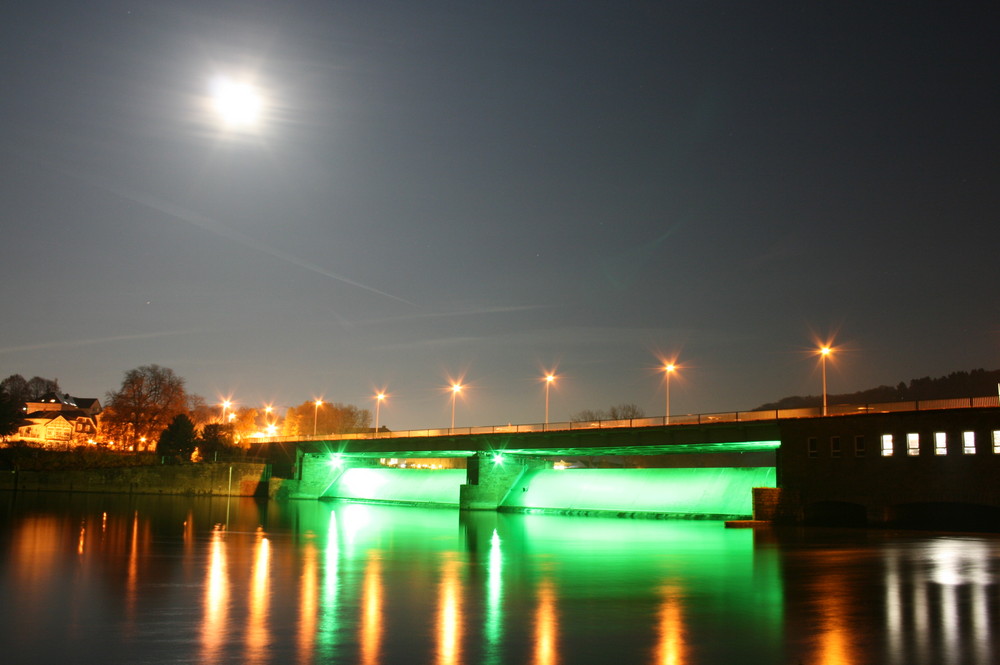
(460, 451, 550, 510)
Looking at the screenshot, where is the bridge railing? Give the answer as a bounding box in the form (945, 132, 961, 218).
(250, 395, 1000, 443)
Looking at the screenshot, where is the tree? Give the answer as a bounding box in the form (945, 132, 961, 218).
(199, 423, 234, 460)
(287, 400, 371, 436)
(608, 403, 644, 420)
(104, 365, 188, 450)
(0, 392, 21, 438)
(157, 414, 197, 461)
(1, 374, 60, 404)
(26, 376, 60, 400)
(571, 403, 645, 422)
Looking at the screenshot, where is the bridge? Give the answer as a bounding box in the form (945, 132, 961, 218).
(256, 397, 1000, 530)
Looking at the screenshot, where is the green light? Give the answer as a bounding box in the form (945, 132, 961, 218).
(502, 467, 776, 518)
(328, 454, 343, 468)
(492, 454, 505, 465)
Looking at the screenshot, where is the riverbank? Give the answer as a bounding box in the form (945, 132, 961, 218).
(0, 461, 273, 497)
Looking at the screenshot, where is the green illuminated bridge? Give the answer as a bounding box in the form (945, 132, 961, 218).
(256, 398, 1000, 529)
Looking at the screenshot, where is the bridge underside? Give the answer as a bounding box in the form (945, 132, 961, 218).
(280, 424, 781, 519)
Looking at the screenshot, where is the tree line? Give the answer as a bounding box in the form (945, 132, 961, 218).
(1, 365, 371, 460)
(755, 368, 1000, 411)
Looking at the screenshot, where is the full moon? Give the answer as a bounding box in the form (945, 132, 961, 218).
(209, 76, 263, 129)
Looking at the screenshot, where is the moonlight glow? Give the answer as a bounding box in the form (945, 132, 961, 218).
(209, 77, 263, 129)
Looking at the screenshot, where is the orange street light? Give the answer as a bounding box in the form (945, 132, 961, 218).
(450, 383, 463, 430)
(313, 399, 323, 437)
(374, 392, 386, 438)
(819, 346, 833, 416)
(220, 399, 233, 424)
(663, 362, 677, 424)
(543, 373, 557, 425)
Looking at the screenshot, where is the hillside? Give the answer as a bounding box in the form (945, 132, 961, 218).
(755, 368, 1000, 411)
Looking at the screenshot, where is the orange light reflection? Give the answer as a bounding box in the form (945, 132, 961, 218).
(533, 577, 558, 665)
(437, 553, 463, 665)
(655, 585, 686, 665)
(246, 532, 271, 665)
(298, 541, 317, 664)
(360, 553, 383, 665)
(201, 528, 228, 664)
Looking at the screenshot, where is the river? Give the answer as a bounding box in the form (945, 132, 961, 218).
(0, 492, 997, 664)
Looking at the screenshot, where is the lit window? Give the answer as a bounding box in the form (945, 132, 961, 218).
(934, 432, 947, 455)
(854, 435, 866, 457)
(830, 436, 841, 458)
(906, 433, 920, 456)
(993, 431, 1000, 454)
(963, 431, 976, 455)
(881, 434, 894, 457)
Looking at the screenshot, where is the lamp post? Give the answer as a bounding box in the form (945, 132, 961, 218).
(819, 346, 832, 416)
(374, 392, 385, 438)
(221, 400, 232, 424)
(544, 373, 556, 426)
(664, 363, 676, 424)
(313, 399, 322, 437)
(450, 383, 462, 430)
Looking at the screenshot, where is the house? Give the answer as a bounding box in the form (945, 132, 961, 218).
(16, 392, 102, 447)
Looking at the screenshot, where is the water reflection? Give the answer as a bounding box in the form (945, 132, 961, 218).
(202, 527, 228, 664)
(655, 585, 685, 665)
(246, 531, 271, 664)
(883, 538, 997, 665)
(360, 551, 383, 665)
(1, 494, 1000, 664)
(298, 540, 317, 664)
(437, 552, 463, 665)
(534, 576, 558, 665)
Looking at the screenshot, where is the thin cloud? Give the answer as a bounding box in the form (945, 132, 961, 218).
(0, 330, 196, 355)
(71, 169, 415, 306)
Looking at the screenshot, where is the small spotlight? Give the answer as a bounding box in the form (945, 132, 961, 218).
(492, 454, 505, 465)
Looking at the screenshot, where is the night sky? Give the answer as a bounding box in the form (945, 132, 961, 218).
(2, 2, 998, 430)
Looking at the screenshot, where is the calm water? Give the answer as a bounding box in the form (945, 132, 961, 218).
(1, 492, 998, 665)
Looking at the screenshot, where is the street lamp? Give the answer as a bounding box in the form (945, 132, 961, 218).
(543, 373, 556, 426)
(450, 383, 463, 430)
(664, 363, 676, 424)
(819, 346, 832, 416)
(374, 392, 385, 438)
(313, 399, 323, 437)
(220, 399, 232, 424)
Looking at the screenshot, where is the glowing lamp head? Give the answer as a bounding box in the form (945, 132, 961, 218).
(665, 363, 676, 373)
(820, 346, 832, 357)
(545, 374, 555, 383)
(492, 453, 505, 465)
(376, 393, 386, 402)
(315, 399, 323, 407)
(451, 383, 462, 394)
(328, 454, 343, 469)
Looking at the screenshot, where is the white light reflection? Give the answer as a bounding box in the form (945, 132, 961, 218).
(317, 509, 340, 658)
(485, 529, 503, 664)
(884, 539, 996, 665)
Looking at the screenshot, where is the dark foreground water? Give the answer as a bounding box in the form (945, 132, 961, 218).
(1, 493, 998, 665)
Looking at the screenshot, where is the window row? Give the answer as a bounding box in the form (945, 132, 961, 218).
(806, 431, 1000, 458)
